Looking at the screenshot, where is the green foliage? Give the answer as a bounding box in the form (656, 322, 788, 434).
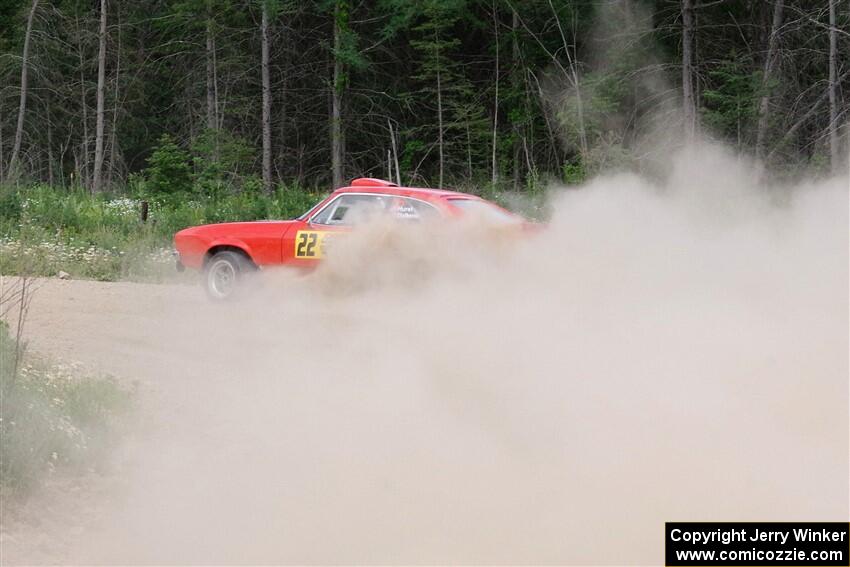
(562, 161, 586, 185)
(143, 134, 193, 199)
(0, 0, 844, 191)
(405, 0, 491, 182)
(141, 130, 262, 200)
(0, 0, 24, 56)
(0, 185, 23, 221)
(191, 129, 255, 196)
(0, 321, 132, 497)
(332, 0, 365, 71)
(701, 53, 758, 145)
(0, 183, 321, 281)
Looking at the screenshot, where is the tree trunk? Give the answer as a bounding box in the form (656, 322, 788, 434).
(331, 0, 347, 189)
(1, 109, 5, 181)
(92, 0, 107, 194)
(0, 120, 4, 181)
(213, 34, 220, 129)
(755, 0, 784, 160)
(828, 0, 839, 173)
(108, 9, 121, 188)
(766, 69, 850, 161)
(47, 106, 54, 185)
(491, 0, 499, 187)
(206, 13, 216, 131)
(466, 121, 473, 179)
(261, 1, 272, 193)
(436, 63, 444, 188)
(9, 0, 39, 180)
(59, 121, 71, 186)
(548, 0, 587, 160)
(681, 0, 697, 141)
(511, 9, 521, 190)
(78, 15, 90, 189)
(388, 118, 401, 185)
(278, 59, 288, 181)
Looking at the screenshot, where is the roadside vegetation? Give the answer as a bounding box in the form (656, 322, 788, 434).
(0, 181, 545, 282)
(0, 308, 132, 498)
(0, 134, 545, 281)
(0, 0, 844, 281)
(0, 181, 321, 281)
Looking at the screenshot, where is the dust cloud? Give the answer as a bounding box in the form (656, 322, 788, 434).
(16, 144, 850, 565)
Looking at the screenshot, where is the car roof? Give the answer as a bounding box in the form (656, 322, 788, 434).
(333, 178, 479, 201)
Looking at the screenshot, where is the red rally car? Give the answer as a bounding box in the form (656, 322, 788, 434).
(174, 178, 528, 299)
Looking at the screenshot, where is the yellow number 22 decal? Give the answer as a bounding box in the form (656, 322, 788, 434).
(294, 230, 328, 259)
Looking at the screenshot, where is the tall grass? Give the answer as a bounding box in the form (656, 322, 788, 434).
(0, 184, 321, 281)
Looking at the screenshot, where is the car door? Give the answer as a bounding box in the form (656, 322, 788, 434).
(280, 193, 393, 268)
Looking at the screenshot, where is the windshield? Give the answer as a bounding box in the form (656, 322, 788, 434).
(297, 196, 328, 221)
(448, 199, 520, 225)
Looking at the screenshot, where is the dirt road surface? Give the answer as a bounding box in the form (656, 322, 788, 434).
(3, 276, 354, 564)
(1, 176, 847, 564)
(15, 279, 201, 379)
(1, 279, 200, 564)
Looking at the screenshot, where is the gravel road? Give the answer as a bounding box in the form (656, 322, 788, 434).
(1, 279, 201, 564)
(1, 182, 846, 564)
(18, 278, 201, 378)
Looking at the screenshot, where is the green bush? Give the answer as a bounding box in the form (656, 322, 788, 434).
(562, 162, 586, 185)
(0, 186, 22, 222)
(144, 134, 193, 199)
(191, 129, 255, 195)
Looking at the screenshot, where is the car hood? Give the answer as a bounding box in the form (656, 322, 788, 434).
(176, 219, 296, 236)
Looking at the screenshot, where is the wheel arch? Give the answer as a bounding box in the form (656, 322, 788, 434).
(203, 244, 257, 268)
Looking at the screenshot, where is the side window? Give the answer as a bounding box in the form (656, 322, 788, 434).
(393, 198, 441, 222)
(309, 198, 338, 225)
(311, 194, 391, 226)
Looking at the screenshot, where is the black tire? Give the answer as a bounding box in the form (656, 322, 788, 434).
(203, 250, 254, 301)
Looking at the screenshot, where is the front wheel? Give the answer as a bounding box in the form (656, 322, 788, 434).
(204, 251, 253, 301)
